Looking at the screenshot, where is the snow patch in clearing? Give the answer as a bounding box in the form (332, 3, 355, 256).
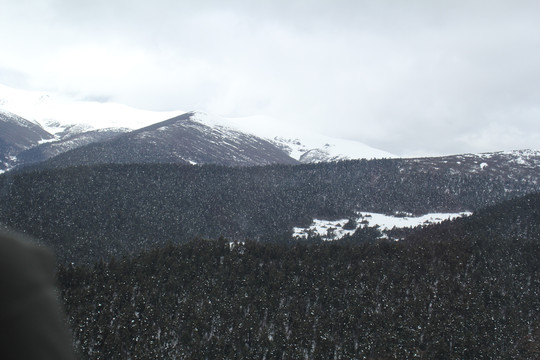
(358, 212, 472, 230)
(293, 211, 472, 240)
(38, 137, 59, 144)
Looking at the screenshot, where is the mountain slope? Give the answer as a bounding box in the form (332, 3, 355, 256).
(39, 112, 299, 167)
(57, 193, 540, 359)
(406, 149, 540, 181)
(15, 128, 129, 167)
(190, 112, 396, 162)
(1, 155, 538, 264)
(407, 191, 540, 243)
(0, 110, 54, 172)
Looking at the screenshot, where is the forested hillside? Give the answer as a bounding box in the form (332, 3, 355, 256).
(405, 191, 540, 243)
(57, 193, 540, 359)
(1, 158, 538, 264)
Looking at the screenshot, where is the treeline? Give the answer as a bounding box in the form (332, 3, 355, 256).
(57, 193, 540, 359)
(1, 159, 538, 264)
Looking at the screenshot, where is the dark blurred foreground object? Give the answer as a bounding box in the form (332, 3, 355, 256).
(0, 228, 75, 360)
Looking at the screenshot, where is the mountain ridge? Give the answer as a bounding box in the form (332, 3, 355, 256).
(35, 112, 299, 167)
(1, 83, 397, 165)
(0, 109, 55, 172)
(1, 83, 539, 170)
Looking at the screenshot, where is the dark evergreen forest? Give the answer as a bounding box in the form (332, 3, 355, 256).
(0, 155, 538, 358)
(0, 158, 538, 264)
(57, 193, 540, 359)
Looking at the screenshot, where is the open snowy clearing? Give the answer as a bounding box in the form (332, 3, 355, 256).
(293, 211, 472, 241)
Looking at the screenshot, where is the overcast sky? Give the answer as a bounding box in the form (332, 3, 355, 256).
(1, 0, 539, 156)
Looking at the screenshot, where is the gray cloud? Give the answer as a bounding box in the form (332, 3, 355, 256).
(1, 0, 539, 155)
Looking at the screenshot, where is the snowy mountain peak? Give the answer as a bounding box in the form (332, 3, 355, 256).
(1, 83, 396, 163)
(0, 83, 183, 136)
(36, 112, 299, 168)
(184, 111, 397, 162)
(0, 108, 40, 129)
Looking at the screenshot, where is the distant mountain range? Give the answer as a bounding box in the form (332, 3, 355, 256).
(3, 83, 539, 173)
(2, 104, 540, 174)
(0, 106, 396, 171)
(0, 83, 399, 171)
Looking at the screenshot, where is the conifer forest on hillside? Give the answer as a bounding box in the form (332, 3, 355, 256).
(0, 159, 538, 359)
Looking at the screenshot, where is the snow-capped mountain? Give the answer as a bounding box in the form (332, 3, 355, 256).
(15, 127, 129, 168)
(39, 112, 299, 168)
(0, 110, 129, 171)
(0, 83, 182, 136)
(0, 84, 395, 164)
(0, 109, 55, 172)
(189, 112, 396, 162)
(1, 84, 538, 171)
(0, 84, 183, 170)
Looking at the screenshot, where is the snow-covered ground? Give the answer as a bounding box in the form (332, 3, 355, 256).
(293, 211, 472, 241)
